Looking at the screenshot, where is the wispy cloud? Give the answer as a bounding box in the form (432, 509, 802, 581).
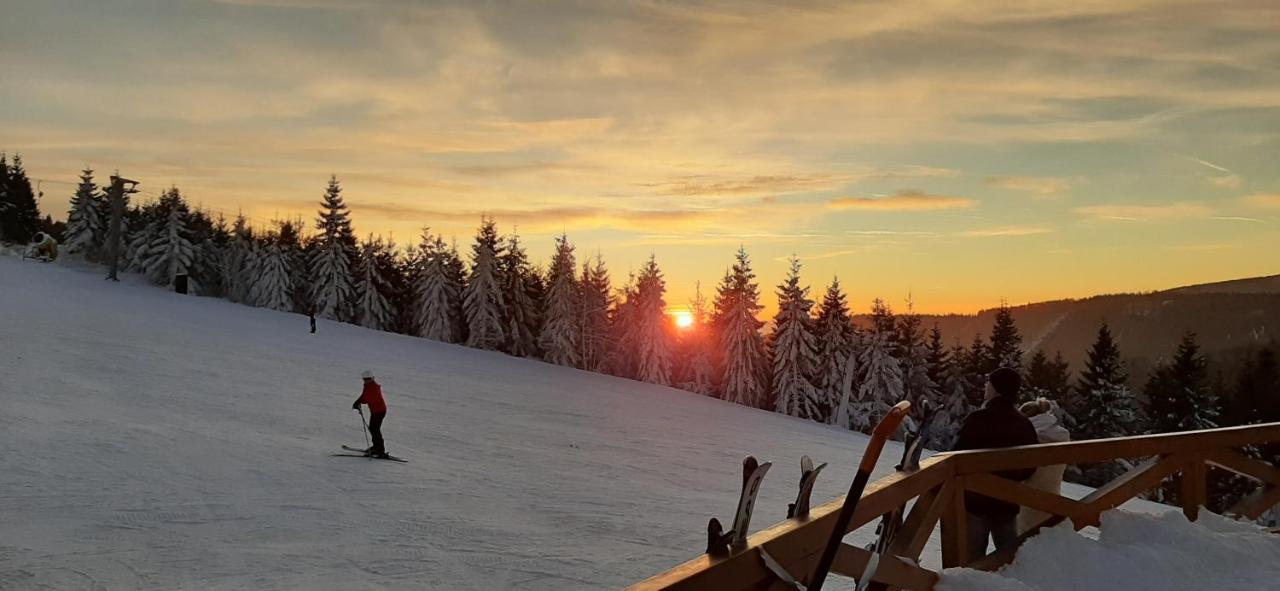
(1167, 243, 1242, 253)
(1241, 194, 1280, 209)
(1182, 155, 1233, 175)
(642, 174, 842, 197)
(1073, 202, 1213, 221)
(1211, 216, 1267, 223)
(828, 190, 975, 211)
(782, 249, 862, 262)
(845, 230, 942, 237)
(1208, 175, 1243, 189)
(960, 226, 1055, 237)
(985, 176, 1071, 198)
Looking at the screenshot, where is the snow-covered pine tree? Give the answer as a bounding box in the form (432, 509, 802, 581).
(814, 277, 857, 426)
(377, 238, 413, 335)
(63, 168, 105, 257)
(412, 231, 463, 343)
(1145, 331, 1219, 434)
(632, 255, 673, 386)
(141, 188, 196, 288)
(677, 281, 715, 396)
(540, 234, 581, 367)
(962, 332, 991, 405)
(933, 342, 974, 449)
(462, 217, 505, 350)
(1026, 349, 1072, 406)
(897, 299, 938, 416)
(603, 273, 639, 378)
(308, 176, 357, 322)
(853, 300, 903, 433)
(275, 218, 311, 313)
(222, 215, 255, 304)
(0, 154, 40, 243)
(712, 247, 769, 408)
(579, 254, 612, 372)
(249, 235, 294, 312)
(769, 257, 820, 419)
(1076, 322, 1141, 485)
(353, 236, 394, 331)
(988, 303, 1023, 371)
(926, 324, 948, 399)
(498, 232, 539, 357)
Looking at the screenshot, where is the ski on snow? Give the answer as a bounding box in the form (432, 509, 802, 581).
(336, 445, 408, 463)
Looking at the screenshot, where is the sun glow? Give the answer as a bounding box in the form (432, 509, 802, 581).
(673, 310, 694, 329)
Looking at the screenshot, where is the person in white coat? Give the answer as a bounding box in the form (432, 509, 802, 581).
(1017, 397, 1071, 534)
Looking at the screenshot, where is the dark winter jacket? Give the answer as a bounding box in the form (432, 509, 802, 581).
(354, 381, 387, 414)
(952, 397, 1040, 517)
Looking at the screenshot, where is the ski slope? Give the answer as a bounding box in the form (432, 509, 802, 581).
(0, 255, 1164, 590)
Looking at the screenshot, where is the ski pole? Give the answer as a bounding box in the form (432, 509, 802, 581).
(357, 407, 371, 451)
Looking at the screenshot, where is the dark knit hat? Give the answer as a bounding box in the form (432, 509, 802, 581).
(988, 367, 1021, 399)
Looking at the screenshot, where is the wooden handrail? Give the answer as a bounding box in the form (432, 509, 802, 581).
(629, 422, 1280, 591)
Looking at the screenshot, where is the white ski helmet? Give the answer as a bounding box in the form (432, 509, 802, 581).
(360, 370, 374, 380)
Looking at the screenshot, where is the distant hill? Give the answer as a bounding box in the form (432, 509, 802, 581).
(863, 274, 1280, 387)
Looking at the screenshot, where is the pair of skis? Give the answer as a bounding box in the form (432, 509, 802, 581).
(333, 445, 408, 463)
(707, 456, 773, 556)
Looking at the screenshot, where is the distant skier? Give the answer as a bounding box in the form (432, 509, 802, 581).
(952, 367, 1038, 559)
(352, 370, 389, 459)
(308, 306, 317, 334)
(1016, 397, 1071, 534)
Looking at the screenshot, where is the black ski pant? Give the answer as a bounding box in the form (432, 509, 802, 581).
(368, 412, 386, 455)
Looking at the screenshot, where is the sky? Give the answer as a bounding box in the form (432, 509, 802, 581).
(3, 0, 1279, 314)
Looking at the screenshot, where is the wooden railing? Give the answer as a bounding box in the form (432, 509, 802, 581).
(628, 422, 1280, 591)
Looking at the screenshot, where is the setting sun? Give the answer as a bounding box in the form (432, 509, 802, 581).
(673, 310, 694, 329)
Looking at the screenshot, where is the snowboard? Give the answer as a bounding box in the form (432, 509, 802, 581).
(787, 454, 828, 519)
(337, 445, 408, 463)
(706, 455, 772, 556)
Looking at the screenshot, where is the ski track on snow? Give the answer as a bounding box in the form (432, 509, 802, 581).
(0, 256, 1170, 589)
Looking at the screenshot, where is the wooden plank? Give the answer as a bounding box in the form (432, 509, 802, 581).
(626, 458, 951, 591)
(964, 473, 1086, 524)
(1181, 455, 1206, 521)
(941, 422, 1280, 475)
(1205, 449, 1280, 486)
(1074, 454, 1185, 527)
(1229, 485, 1280, 521)
(889, 482, 952, 561)
(830, 542, 939, 591)
(939, 476, 968, 568)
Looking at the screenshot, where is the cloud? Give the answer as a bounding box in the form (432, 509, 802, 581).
(783, 249, 862, 262)
(1208, 175, 1242, 189)
(1167, 243, 1241, 253)
(1241, 194, 1280, 209)
(1073, 202, 1213, 221)
(642, 174, 843, 197)
(985, 176, 1071, 197)
(1181, 155, 1232, 174)
(1211, 216, 1267, 223)
(845, 230, 942, 237)
(960, 226, 1055, 237)
(828, 190, 975, 211)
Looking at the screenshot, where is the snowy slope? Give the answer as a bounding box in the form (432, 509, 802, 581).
(0, 256, 1164, 590)
(938, 510, 1280, 591)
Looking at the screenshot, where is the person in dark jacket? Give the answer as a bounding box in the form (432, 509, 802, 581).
(952, 367, 1039, 559)
(352, 370, 389, 458)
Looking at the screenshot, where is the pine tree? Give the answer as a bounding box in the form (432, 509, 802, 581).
(769, 257, 820, 419)
(462, 217, 505, 350)
(712, 247, 769, 408)
(988, 303, 1023, 371)
(250, 236, 295, 312)
(933, 342, 974, 449)
(223, 216, 256, 304)
(579, 254, 612, 372)
(813, 277, 857, 424)
(897, 299, 938, 415)
(1145, 332, 1219, 434)
(853, 306, 903, 432)
(540, 234, 581, 366)
(353, 236, 394, 331)
(497, 232, 539, 357)
(1026, 349, 1072, 405)
(926, 325, 948, 394)
(0, 154, 40, 243)
(1228, 345, 1280, 427)
(632, 256, 673, 386)
(412, 231, 463, 343)
(678, 282, 715, 396)
(1076, 322, 1141, 484)
(63, 168, 105, 257)
(141, 188, 196, 288)
(308, 176, 357, 321)
(963, 333, 991, 405)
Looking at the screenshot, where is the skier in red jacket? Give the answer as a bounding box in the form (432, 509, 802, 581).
(352, 370, 389, 458)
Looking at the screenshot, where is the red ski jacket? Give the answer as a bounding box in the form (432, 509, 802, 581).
(355, 381, 387, 414)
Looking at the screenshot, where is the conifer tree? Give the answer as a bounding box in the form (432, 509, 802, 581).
(141, 188, 196, 288)
(250, 236, 295, 312)
(0, 154, 40, 243)
(632, 256, 673, 386)
(498, 232, 539, 357)
(604, 273, 640, 378)
(308, 176, 357, 321)
(933, 342, 974, 449)
(462, 217, 505, 350)
(413, 231, 463, 343)
(63, 168, 105, 257)
(1026, 349, 1072, 404)
(1145, 332, 1219, 434)
(988, 303, 1023, 371)
(1076, 322, 1141, 484)
(897, 299, 938, 414)
(769, 257, 820, 419)
(353, 236, 394, 331)
(678, 282, 715, 396)
(579, 254, 613, 372)
(813, 277, 856, 424)
(853, 299, 903, 432)
(712, 247, 769, 408)
(540, 234, 581, 366)
(1228, 346, 1280, 427)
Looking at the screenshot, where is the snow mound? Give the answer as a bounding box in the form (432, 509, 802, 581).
(938, 510, 1280, 591)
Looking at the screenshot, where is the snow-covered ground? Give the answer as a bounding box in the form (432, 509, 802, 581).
(1, 255, 1166, 590)
(939, 510, 1280, 591)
